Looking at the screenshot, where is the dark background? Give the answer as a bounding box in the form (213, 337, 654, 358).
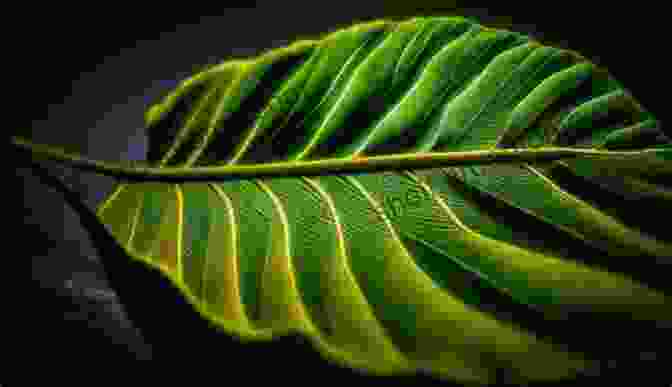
(16, 2, 668, 384)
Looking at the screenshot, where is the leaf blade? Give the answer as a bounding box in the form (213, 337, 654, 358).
(20, 15, 672, 384)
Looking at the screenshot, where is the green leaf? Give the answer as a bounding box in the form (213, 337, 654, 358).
(16, 16, 672, 384)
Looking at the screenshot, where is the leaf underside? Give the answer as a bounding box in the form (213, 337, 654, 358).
(97, 16, 671, 384)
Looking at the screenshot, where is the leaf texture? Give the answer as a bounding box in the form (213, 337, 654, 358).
(95, 16, 671, 384)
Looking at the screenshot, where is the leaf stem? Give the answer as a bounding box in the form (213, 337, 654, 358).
(10, 135, 667, 182)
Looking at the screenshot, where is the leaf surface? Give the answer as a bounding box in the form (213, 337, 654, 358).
(90, 16, 671, 384)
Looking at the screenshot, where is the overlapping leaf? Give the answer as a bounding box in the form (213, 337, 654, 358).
(92, 17, 671, 384)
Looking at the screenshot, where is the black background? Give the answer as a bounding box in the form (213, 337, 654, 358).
(16, 2, 669, 385)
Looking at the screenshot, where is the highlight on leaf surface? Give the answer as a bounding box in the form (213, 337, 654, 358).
(27, 15, 672, 384)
